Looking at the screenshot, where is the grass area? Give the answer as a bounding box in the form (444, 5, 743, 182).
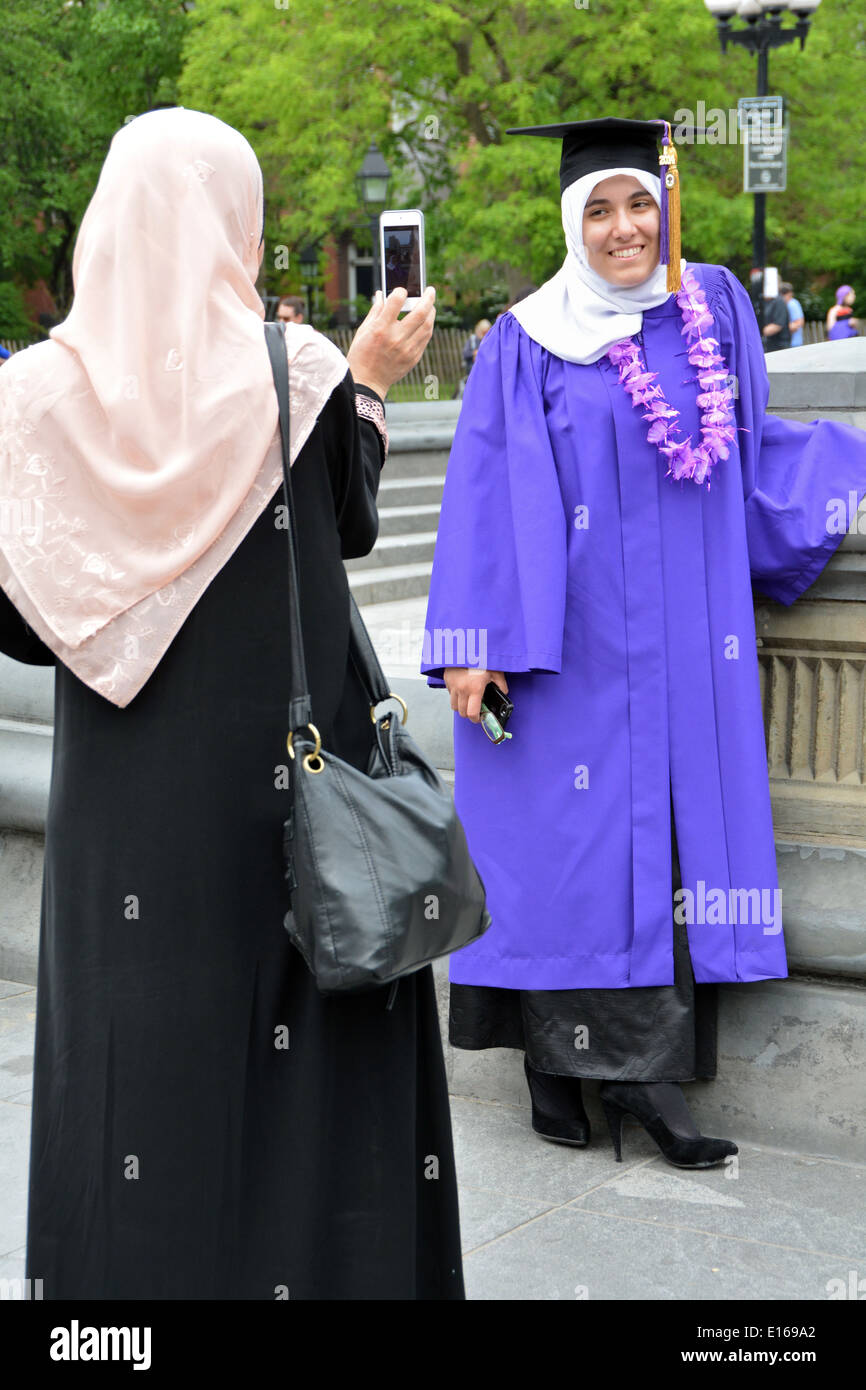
(387, 380, 461, 402)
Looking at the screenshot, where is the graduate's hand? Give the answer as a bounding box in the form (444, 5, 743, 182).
(346, 286, 436, 400)
(443, 668, 508, 724)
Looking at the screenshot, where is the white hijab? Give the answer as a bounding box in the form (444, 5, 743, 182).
(510, 167, 681, 364)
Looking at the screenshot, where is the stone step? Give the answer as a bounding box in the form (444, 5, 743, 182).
(385, 402, 461, 426)
(380, 446, 450, 479)
(0, 721, 52, 833)
(0, 659, 54, 726)
(345, 531, 437, 573)
(378, 503, 442, 536)
(347, 561, 433, 606)
(377, 475, 445, 508)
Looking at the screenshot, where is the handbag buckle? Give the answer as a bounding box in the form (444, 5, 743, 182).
(287, 723, 325, 774)
(370, 692, 408, 726)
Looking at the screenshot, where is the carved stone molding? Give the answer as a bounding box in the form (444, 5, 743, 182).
(757, 342, 866, 850)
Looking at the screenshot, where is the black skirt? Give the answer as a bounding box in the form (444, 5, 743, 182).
(449, 798, 718, 1083)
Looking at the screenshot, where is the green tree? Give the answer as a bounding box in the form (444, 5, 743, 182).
(179, 0, 866, 311)
(0, 0, 190, 334)
(4, 0, 864, 333)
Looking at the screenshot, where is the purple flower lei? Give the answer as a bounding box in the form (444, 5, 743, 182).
(606, 266, 739, 488)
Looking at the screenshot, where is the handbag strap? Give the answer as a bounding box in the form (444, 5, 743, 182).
(347, 593, 390, 708)
(263, 322, 393, 736)
(264, 320, 313, 733)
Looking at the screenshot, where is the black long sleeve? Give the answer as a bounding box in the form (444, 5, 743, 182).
(317, 371, 385, 560)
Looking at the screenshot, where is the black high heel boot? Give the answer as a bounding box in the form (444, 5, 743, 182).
(524, 1056, 590, 1147)
(599, 1081, 737, 1169)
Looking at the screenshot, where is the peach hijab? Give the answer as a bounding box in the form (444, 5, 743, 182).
(0, 107, 348, 706)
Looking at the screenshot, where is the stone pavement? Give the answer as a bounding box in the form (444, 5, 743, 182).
(358, 594, 431, 678)
(1, 976, 863, 1301)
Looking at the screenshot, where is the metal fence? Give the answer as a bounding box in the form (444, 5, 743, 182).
(0, 327, 472, 400)
(325, 325, 467, 398)
(802, 321, 830, 345)
(0, 319, 840, 379)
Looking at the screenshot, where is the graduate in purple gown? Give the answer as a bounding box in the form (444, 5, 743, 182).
(421, 117, 866, 1167)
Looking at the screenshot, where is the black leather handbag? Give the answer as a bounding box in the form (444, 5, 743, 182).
(263, 321, 491, 998)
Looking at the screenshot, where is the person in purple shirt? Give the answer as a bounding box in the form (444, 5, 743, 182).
(827, 284, 860, 341)
(421, 117, 866, 1169)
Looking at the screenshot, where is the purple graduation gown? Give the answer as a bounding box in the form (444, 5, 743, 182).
(421, 262, 866, 990)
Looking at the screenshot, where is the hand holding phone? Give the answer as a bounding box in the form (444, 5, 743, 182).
(345, 284, 435, 399)
(443, 669, 513, 743)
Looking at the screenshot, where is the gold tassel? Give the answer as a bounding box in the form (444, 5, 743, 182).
(659, 129, 682, 293)
(666, 155, 681, 293)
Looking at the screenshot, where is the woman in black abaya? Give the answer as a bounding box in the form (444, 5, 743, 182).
(0, 107, 461, 1300)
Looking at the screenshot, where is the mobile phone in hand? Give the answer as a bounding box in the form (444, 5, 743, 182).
(379, 209, 426, 309)
(479, 680, 513, 744)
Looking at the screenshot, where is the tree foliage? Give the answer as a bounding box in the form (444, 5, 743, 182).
(179, 0, 866, 313)
(3, 0, 865, 333)
(0, 0, 188, 333)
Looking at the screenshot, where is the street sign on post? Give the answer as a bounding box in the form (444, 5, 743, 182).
(739, 96, 787, 193)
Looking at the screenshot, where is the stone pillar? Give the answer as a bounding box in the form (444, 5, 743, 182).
(758, 340, 866, 985)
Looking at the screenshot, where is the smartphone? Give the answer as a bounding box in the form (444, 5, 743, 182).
(379, 209, 426, 308)
(479, 681, 514, 745)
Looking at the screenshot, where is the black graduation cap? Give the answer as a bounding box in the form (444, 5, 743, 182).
(505, 117, 673, 193)
(506, 117, 691, 291)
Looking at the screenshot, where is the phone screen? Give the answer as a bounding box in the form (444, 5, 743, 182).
(381, 224, 423, 297)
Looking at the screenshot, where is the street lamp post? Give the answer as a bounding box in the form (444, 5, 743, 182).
(703, 0, 822, 315)
(356, 143, 392, 300)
